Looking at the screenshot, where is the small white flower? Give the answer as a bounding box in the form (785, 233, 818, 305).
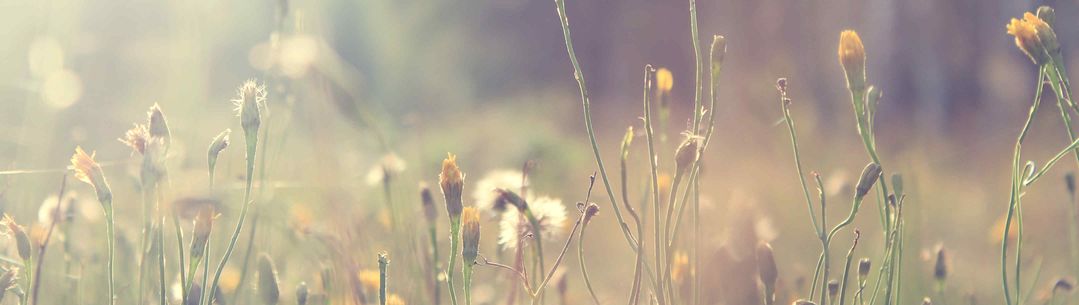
(498, 195, 567, 250)
(365, 153, 407, 186)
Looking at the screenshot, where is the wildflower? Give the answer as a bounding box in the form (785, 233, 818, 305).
(1006, 14, 1049, 65)
(498, 196, 567, 250)
(234, 79, 267, 136)
(257, 253, 280, 305)
(440, 153, 464, 220)
(671, 250, 690, 285)
(71, 147, 112, 206)
(386, 294, 406, 305)
(656, 68, 674, 94)
(473, 169, 527, 215)
(190, 206, 217, 259)
(38, 191, 79, 226)
(365, 153, 407, 186)
(838, 30, 867, 90)
(461, 207, 481, 265)
(119, 123, 150, 154)
(0, 215, 31, 261)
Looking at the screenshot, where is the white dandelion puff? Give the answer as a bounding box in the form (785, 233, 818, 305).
(498, 195, 567, 250)
(473, 169, 528, 215)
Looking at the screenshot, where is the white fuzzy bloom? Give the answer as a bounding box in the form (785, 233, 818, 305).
(498, 195, 567, 250)
(365, 153, 407, 186)
(473, 169, 528, 215)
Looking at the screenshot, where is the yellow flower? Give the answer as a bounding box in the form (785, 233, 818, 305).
(656, 68, 674, 93)
(1007, 13, 1049, 65)
(386, 294, 406, 305)
(838, 30, 866, 90)
(671, 250, 690, 285)
(357, 269, 380, 294)
(70, 147, 98, 187)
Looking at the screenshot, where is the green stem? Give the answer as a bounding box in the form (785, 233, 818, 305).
(447, 220, 461, 305)
(207, 125, 258, 304)
(578, 221, 601, 305)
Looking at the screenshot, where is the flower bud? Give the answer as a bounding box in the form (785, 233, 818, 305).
(461, 207, 481, 265)
(257, 253, 280, 305)
(420, 183, 438, 224)
(858, 258, 871, 278)
(440, 153, 464, 220)
(674, 136, 700, 174)
(756, 242, 778, 303)
(838, 30, 867, 91)
(855, 163, 882, 200)
(296, 282, 309, 305)
(933, 248, 947, 282)
(710, 35, 727, 87)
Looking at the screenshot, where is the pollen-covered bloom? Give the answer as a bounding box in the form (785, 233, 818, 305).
(498, 195, 567, 250)
(472, 169, 527, 215)
(838, 30, 867, 90)
(1007, 13, 1050, 65)
(71, 147, 112, 206)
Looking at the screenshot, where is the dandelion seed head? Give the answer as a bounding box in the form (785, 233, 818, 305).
(497, 195, 566, 250)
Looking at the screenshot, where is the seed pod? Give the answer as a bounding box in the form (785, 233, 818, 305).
(858, 258, 871, 278)
(461, 207, 481, 265)
(439, 153, 464, 220)
(933, 248, 947, 282)
(257, 254, 280, 305)
(855, 163, 882, 200)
